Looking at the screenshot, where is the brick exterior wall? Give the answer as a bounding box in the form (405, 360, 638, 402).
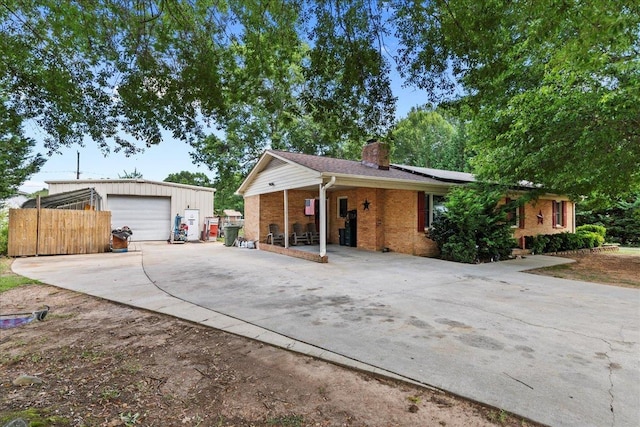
(245, 189, 574, 258)
(507, 197, 575, 241)
(243, 195, 261, 242)
(328, 188, 439, 256)
(258, 242, 328, 263)
(384, 189, 440, 257)
(249, 190, 319, 243)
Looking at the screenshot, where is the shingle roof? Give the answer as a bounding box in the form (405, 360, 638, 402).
(269, 150, 444, 184)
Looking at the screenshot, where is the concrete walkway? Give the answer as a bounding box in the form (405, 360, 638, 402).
(12, 242, 640, 427)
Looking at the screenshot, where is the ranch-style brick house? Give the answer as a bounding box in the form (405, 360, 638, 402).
(236, 141, 574, 260)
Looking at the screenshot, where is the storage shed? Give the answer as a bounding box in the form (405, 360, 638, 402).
(46, 179, 215, 241)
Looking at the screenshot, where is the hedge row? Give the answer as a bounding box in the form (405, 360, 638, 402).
(524, 225, 605, 254)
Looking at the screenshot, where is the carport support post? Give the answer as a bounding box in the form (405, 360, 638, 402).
(284, 189, 289, 248)
(319, 176, 336, 257)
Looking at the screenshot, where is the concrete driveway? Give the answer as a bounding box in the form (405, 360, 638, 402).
(12, 242, 640, 427)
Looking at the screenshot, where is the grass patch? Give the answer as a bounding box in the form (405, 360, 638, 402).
(267, 414, 305, 427)
(487, 409, 509, 424)
(0, 408, 70, 426)
(541, 264, 611, 283)
(0, 257, 40, 292)
(529, 251, 640, 288)
(617, 247, 640, 256)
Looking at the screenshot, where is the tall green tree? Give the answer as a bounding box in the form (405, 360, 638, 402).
(391, 105, 470, 171)
(164, 171, 213, 188)
(393, 0, 640, 199)
(576, 191, 640, 246)
(118, 168, 143, 179)
(1, 0, 393, 155)
(0, 105, 45, 202)
(4, 0, 637, 203)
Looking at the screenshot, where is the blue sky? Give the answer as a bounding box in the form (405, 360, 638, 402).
(19, 80, 430, 193)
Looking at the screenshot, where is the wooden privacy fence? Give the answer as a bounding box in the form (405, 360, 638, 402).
(8, 208, 111, 257)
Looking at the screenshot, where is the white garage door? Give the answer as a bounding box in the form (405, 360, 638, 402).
(109, 196, 171, 241)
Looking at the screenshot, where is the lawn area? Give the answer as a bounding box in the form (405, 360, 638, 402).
(617, 246, 640, 255)
(0, 257, 40, 292)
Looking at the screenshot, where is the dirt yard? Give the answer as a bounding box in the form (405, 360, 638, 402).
(2, 282, 534, 426)
(527, 250, 640, 288)
(4, 249, 636, 427)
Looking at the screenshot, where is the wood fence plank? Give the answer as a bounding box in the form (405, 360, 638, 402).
(7, 209, 38, 257)
(8, 209, 111, 256)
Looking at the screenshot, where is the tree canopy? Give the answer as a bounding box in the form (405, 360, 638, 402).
(0, 104, 44, 201)
(164, 171, 213, 188)
(1, 0, 393, 156)
(393, 0, 640, 198)
(2, 0, 638, 200)
(391, 105, 470, 172)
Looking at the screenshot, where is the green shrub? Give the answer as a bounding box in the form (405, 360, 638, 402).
(429, 185, 517, 263)
(576, 224, 606, 239)
(530, 235, 549, 254)
(525, 230, 604, 253)
(577, 192, 639, 246)
(579, 231, 604, 248)
(545, 234, 563, 253)
(441, 236, 478, 264)
(0, 211, 8, 256)
(563, 232, 585, 250)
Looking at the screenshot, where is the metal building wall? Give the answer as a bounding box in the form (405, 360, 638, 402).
(47, 180, 215, 240)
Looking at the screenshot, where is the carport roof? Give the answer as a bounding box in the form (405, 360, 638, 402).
(22, 187, 102, 210)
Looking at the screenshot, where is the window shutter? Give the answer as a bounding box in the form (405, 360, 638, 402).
(417, 192, 425, 231)
(552, 201, 557, 228)
(519, 204, 525, 229)
(562, 201, 567, 228)
(505, 197, 513, 223)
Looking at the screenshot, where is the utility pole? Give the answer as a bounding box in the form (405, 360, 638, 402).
(76, 151, 80, 179)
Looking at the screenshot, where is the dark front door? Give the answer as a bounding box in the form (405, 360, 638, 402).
(344, 209, 357, 247)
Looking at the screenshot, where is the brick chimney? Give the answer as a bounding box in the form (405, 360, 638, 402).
(361, 139, 390, 170)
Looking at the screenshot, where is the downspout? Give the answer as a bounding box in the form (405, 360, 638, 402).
(319, 176, 337, 257)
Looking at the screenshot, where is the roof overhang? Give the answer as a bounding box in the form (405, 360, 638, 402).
(236, 151, 323, 195)
(47, 179, 216, 193)
(318, 173, 453, 193)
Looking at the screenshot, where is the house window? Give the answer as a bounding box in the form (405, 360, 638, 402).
(510, 206, 519, 227)
(338, 197, 348, 218)
(552, 200, 566, 228)
(418, 193, 447, 231)
(431, 195, 446, 226)
(505, 197, 525, 229)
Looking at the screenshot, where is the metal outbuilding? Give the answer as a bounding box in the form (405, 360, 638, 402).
(45, 179, 215, 241)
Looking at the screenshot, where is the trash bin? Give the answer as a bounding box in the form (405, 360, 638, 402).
(339, 228, 346, 246)
(111, 226, 132, 252)
(223, 225, 241, 247)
